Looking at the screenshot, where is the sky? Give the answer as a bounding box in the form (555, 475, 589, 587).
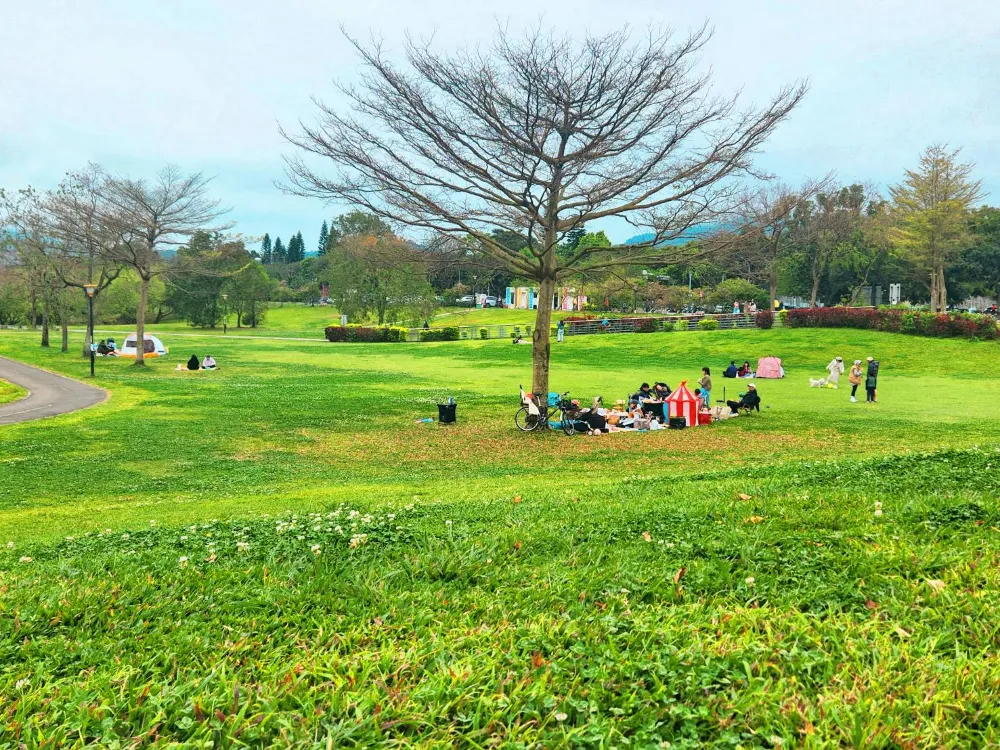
(2, 0, 998, 253)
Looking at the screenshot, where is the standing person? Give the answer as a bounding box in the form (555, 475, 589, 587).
(848, 360, 864, 402)
(825, 356, 845, 388)
(557, 319, 565, 343)
(865, 357, 879, 403)
(748, 300, 757, 315)
(698, 367, 712, 408)
(733, 300, 741, 315)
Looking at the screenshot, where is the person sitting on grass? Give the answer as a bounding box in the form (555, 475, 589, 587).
(96, 340, 110, 356)
(653, 382, 671, 400)
(724, 361, 738, 378)
(737, 361, 751, 378)
(727, 383, 760, 414)
(187, 354, 201, 371)
(203, 355, 217, 370)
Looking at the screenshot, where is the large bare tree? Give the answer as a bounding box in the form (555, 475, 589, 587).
(283, 25, 807, 395)
(46, 165, 124, 355)
(100, 166, 231, 365)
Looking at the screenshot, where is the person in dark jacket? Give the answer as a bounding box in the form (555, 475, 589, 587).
(865, 357, 879, 403)
(187, 354, 201, 371)
(727, 384, 760, 414)
(724, 361, 738, 378)
(653, 382, 671, 400)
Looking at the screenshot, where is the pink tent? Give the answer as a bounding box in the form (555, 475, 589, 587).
(666, 381, 700, 427)
(756, 356, 784, 378)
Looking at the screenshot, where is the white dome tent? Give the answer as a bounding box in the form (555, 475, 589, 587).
(119, 333, 168, 358)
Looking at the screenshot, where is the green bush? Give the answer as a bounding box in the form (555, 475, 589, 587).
(661, 320, 675, 332)
(420, 326, 460, 342)
(697, 317, 719, 331)
(479, 328, 489, 340)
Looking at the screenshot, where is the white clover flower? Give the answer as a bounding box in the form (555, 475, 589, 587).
(387, 513, 396, 520)
(65, 536, 74, 542)
(874, 509, 883, 517)
(18, 556, 32, 564)
(122, 533, 130, 540)
(180, 536, 188, 542)
(311, 544, 322, 556)
(179, 557, 189, 568)
(445, 520, 453, 526)
(15, 678, 29, 690)
(6, 541, 13, 549)
(555, 712, 568, 721)
(745, 576, 756, 586)
(149, 520, 157, 526)
(237, 542, 250, 552)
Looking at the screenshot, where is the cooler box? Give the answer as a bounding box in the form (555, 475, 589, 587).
(697, 411, 712, 425)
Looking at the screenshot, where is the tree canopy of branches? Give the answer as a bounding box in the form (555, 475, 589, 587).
(283, 25, 806, 393)
(890, 145, 984, 312)
(100, 166, 231, 364)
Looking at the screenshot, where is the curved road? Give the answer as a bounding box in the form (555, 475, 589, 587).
(0, 356, 107, 426)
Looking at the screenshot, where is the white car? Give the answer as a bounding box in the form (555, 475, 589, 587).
(482, 295, 498, 307)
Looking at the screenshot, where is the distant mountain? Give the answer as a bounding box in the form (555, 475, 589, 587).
(624, 222, 729, 247)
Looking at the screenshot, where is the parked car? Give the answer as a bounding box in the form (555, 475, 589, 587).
(482, 295, 498, 308)
(455, 295, 475, 307)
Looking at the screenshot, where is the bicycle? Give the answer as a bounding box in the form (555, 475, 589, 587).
(515, 386, 579, 435)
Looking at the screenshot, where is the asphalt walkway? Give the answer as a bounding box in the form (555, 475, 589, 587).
(0, 356, 107, 425)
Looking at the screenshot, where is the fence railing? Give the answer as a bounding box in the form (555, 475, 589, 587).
(401, 313, 775, 341)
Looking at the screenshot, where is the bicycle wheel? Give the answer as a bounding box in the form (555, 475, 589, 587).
(560, 410, 576, 436)
(515, 406, 541, 432)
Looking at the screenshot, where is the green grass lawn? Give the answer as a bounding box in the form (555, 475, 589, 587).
(0, 378, 27, 405)
(2, 327, 1000, 746)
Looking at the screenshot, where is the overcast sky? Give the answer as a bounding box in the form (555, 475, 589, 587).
(2, 0, 997, 251)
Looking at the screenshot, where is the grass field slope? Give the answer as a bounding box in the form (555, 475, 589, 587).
(1, 327, 1000, 746)
(0, 379, 26, 405)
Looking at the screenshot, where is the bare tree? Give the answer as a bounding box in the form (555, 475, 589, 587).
(100, 167, 231, 365)
(46, 165, 124, 355)
(728, 179, 828, 312)
(283, 25, 807, 394)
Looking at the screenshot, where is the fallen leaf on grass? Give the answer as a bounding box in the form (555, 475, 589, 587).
(743, 515, 764, 524)
(513, 496, 523, 504)
(673, 567, 687, 584)
(895, 627, 911, 639)
(926, 579, 945, 593)
(641, 531, 652, 542)
(579, 591, 586, 602)
(513, 541, 522, 551)
(864, 599, 879, 610)
(531, 652, 546, 669)
(737, 493, 752, 501)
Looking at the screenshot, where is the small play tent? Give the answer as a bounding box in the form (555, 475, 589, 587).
(119, 333, 168, 358)
(756, 356, 784, 379)
(666, 381, 700, 427)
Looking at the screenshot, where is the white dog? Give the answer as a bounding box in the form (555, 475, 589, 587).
(809, 377, 828, 388)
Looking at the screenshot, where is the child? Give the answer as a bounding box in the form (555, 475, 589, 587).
(848, 360, 863, 402)
(698, 367, 712, 408)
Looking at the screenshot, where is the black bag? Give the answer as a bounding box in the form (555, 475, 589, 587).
(668, 416, 687, 430)
(437, 403, 457, 424)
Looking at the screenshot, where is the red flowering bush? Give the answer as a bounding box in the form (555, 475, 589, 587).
(786, 307, 997, 340)
(325, 325, 407, 342)
(755, 310, 774, 329)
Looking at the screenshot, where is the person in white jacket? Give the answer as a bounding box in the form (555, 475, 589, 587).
(825, 356, 845, 387)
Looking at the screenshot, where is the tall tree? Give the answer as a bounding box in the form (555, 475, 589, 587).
(225, 262, 274, 328)
(99, 166, 231, 365)
(283, 26, 806, 395)
(295, 231, 306, 262)
(317, 221, 329, 256)
(273, 236, 286, 263)
(890, 145, 984, 312)
(260, 233, 273, 264)
(960, 206, 1000, 306)
(166, 232, 253, 328)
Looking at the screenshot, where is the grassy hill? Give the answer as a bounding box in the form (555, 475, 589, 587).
(1, 327, 999, 746)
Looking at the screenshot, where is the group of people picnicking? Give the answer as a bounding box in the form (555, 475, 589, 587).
(175, 354, 218, 371)
(94, 339, 118, 356)
(562, 368, 762, 435)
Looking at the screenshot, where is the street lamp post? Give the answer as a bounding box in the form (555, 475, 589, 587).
(84, 284, 97, 377)
(221, 293, 229, 335)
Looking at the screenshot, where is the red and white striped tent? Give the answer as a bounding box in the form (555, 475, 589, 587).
(666, 381, 700, 427)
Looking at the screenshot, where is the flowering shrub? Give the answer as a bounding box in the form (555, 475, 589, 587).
(633, 317, 658, 333)
(420, 326, 460, 342)
(755, 310, 774, 330)
(785, 307, 998, 340)
(325, 325, 407, 342)
(697, 317, 719, 331)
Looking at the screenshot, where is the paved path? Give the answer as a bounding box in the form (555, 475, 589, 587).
(0, 356, 107, 426)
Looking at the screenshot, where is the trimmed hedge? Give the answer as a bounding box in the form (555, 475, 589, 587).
(634, 318, 658, 333)
(420, 327, 460, 342)
(697, 317, 719, 331)
(325, 325, 407, 343)
(756, 310, 774, 330)
(786, 307, 998, 340)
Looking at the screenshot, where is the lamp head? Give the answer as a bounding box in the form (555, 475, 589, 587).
(84, 283, 97, 299)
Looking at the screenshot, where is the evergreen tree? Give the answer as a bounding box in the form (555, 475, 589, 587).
(564, 225, 586, 251)
(273, 236, 286, 263)
(296, 231, 306, 262)
(317, 221, 329, 256)
(260, 233, 272, 264)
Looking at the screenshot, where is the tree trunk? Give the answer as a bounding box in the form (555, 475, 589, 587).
(30, 289, 38, 330)
(929, 270, 939, 312)
(769, 271, 778, 314)
(810, 267, 821, 308)
(135, 274, 149, 366)
(40, 299, 50, 347)
(531, 274, 556, 397)
(61, 318, 69, 353)
(937, 266, 948, 312)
